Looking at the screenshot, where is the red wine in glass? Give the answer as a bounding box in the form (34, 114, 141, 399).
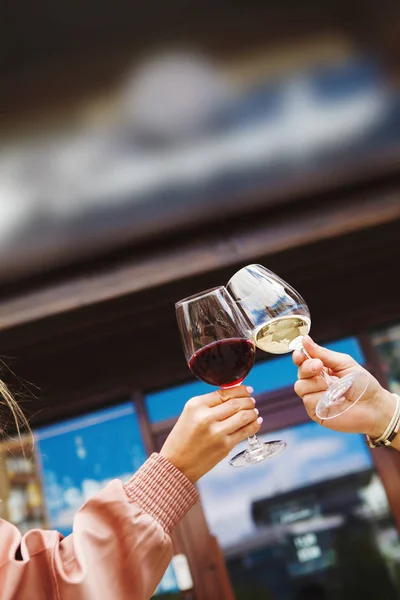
(176, 286, 286, 467)
(189, 338, 255, 388)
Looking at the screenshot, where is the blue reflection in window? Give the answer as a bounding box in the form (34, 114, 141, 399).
(197, 420, 374, 551)
(145, 337, 365, 423)
(36, 403, 178, 595)
(152, 563, 179, 596)
(35, 403, 147, 537)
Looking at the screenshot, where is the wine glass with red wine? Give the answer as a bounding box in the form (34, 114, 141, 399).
(176, 286, 286, 467)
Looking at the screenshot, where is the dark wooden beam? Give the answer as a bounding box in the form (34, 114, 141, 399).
(0, 183, 399, 332)
(133, 392, 157, 456)
(0, 194, 396, 431)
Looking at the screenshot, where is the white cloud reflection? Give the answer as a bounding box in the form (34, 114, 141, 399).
(197, 422, 372, 549)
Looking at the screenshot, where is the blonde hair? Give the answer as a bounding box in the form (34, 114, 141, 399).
(0, 379, 31, 442)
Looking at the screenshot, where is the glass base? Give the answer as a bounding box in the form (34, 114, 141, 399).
(229, 440, 286, 467)
(315, 371, 369, 420)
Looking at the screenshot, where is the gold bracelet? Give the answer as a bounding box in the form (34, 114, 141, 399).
(366, 394, 400, 449)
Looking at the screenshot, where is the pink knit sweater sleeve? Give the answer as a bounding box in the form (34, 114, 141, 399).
(0, 454, 199, 600)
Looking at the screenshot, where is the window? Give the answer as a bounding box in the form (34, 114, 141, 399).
(371, 323, 400, 395)
(35, 402, 147, 536)
(35, 402, 180, 596)
(197, 421, 400, 599)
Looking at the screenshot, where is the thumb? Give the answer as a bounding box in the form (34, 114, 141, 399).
(302, 336, 355, 371)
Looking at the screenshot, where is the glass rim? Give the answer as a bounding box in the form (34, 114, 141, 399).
(227, 264, 309, 314)
(175, 285, 227, 307)
(227, 264, 268, 289)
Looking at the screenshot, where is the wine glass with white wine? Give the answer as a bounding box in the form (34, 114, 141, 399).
(227, 264, 369, 420)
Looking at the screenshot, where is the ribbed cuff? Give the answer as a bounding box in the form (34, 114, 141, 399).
(124, 453, 199, 534)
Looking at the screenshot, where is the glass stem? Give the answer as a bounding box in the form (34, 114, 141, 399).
(224, 384, 263, 449)
(296, 341, 334, 387)
(247, 434, 262, 448)
(248, 434, 258, 444)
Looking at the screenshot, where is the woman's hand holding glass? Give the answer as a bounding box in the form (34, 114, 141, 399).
(161, 385, 262, 482)
(293, 336, 399, 447)
(175, 286, 286, 467)
(227, 264, 370, 421)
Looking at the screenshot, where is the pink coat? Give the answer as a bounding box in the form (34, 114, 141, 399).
(0, 454, 199, 599)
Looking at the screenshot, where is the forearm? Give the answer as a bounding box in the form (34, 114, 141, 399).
(0, 454, 199, 600)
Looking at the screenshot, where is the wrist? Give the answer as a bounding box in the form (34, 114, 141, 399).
(368, 388, 397, 440)
(159, 448, 198, 484)
(125, 454, 198, 533)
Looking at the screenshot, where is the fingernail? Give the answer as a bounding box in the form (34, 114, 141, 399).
(310, 359, 320, 372)
(257, 416, 263, 425)
(251, 397, 256, 405)
(246, 386, 254, 394)
(254, 408, 259, 415)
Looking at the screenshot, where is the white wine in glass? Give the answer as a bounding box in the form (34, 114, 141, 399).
(254, 315, 311, 354)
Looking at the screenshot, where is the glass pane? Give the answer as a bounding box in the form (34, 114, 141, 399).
(35, 403, 147, 536)
(146, 337, 365, 423)
(371, 323, 400, 395)
(35, 402, 179, 595)
(198, 421, 400, 600)
(152, 563, 180, 598)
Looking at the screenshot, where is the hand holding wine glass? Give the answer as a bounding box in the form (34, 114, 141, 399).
(293, 336, 398, 442)
(176, 286, 286, 467)
(160, 385, 262, 482)
(227, 264, 370, 420)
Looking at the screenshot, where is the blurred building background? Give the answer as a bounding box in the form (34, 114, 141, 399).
(1, 0, 400, 598)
